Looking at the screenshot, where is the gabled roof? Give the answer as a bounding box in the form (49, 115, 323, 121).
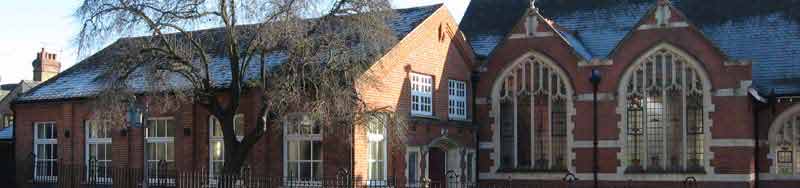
(16, 4, 442, 103)
(460, 0, 800, 96)
(0, 80, 39, 113)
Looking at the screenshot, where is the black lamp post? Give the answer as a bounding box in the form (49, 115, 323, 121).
(589, 69, 602, 188)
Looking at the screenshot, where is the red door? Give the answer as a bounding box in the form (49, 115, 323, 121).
(428, 147, 446, 187)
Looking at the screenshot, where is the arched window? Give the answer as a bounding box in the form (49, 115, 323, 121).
(495, 53, 572, 171)
(771, 110, 800, 175)
(621, 47, 708, 173)
(209, 114, 245, 178)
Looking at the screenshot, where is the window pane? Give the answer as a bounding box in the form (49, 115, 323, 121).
(211, 141, 223, 160)
(312, 141, 321, 160)
(288, 141, 298, 161)
(147, 143, 156, 160)
(377, 140, 385, 160)
(37, 146, 46, 159)
(211, 117, 222, 137)
(166, 120, 175, 137)
(103, 144, 111, 160)
(88, 144, 96, 161)
(37, 125, 44, 139)
(408, 152, 418, 181)
(167, 143, 174, 160)
(299, 162, 311, 180)
(299, 141, 311, 160)
(312, 162, 321, 181)
(98, 144, 107, 161)
(147, 121, 156, 137)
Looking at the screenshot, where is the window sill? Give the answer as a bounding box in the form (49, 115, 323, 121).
(624, 166, 707, 174)
(411, 114, 439, 120)
(448, 118, 472, 123)
(496, 168, 568, 173)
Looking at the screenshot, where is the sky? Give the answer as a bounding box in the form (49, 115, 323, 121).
(0, 0, 470, 85)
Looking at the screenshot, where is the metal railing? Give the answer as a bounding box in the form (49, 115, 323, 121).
(22, 161, 399, 188)
(17, 160, 713, 188)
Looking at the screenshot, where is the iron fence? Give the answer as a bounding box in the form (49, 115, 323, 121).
(23, 161, 399, 188)
(19, 160, 709, 188)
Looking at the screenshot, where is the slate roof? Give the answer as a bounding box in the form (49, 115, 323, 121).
(0, 126, 12, 140)
(459, 0, 529, 58)
(16, 4, 442, 103)
(460, 0, 800, 96)
(0, 80, 39, 112)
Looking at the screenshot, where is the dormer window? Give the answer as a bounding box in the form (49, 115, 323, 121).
(410, 73, 433, 116)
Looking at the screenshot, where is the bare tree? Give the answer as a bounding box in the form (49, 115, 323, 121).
(75, 0, 401, 175)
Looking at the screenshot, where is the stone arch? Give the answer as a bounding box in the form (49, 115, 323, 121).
(768, 103, 800, 175)
(489, 51, 576, 173)
(615, 42, 715, 174)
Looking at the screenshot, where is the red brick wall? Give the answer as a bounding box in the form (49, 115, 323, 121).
(357, 6, 477, 182)
(13, 4, 477, 185)
(475, 3, 754, 182)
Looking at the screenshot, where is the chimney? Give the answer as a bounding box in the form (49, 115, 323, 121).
(32, 48, 61, 82)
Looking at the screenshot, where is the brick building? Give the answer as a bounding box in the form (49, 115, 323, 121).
(12, 4, 479, 187)
(11, 0, 800, 188)
(460, 0, 800, 187)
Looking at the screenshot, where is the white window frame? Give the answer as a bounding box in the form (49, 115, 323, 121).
(34, 121, 57, 182)
(208, 114, 245, 181)
(145, 117, 176, 185)
(448, 79, 468, 120)
(405, 147, 421, 187)
(367, 117, 388, 184)
(85, 120, 112, 184)
(283, 114, 323, 186)
(410, 73, 434, 117)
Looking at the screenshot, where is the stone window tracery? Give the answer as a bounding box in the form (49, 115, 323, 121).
(774, 115, 800, 175)
(496, 55, 570, 171)
(621, 48, 707, 173)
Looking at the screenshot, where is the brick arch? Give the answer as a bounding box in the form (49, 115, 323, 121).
(614, 42, 716, 174)
(488, 51, 577, 173)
